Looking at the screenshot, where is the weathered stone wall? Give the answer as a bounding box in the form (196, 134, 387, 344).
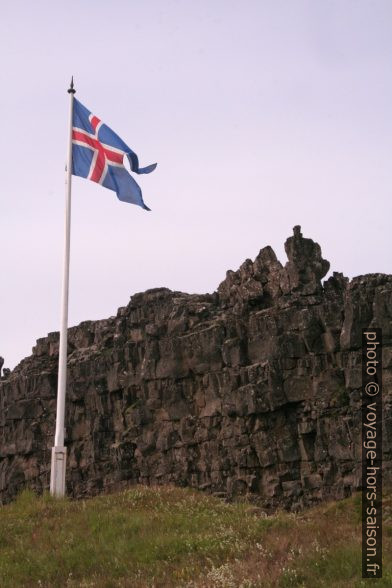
(1, 227, 391, 509)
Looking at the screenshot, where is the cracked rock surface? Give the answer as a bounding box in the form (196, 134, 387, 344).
(1, 227, 391, 509)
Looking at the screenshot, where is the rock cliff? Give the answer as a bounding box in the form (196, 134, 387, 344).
(1, 227, 391, 509)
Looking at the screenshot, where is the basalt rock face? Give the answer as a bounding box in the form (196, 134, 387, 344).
(1, 227, 391, 509)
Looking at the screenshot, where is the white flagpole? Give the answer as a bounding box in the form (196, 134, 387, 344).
(50, 77, 75, 497)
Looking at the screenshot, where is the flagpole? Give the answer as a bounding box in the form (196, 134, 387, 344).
(50, 77, 75, 497)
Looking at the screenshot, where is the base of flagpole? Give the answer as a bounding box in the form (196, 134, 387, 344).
(50, 446, 67, 497)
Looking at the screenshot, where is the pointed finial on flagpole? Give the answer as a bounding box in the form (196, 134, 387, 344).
(68, 76, 76, 94)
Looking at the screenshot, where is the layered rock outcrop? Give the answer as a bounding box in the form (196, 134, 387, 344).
(1, 227, 391, 509)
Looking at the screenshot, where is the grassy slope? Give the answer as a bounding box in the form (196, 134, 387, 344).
(0, 486, 391, 587)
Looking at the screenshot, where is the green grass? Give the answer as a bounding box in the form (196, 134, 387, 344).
(0, 485, 391, 587)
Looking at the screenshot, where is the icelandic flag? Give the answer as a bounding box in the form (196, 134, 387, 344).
(72, 98, 156, 210)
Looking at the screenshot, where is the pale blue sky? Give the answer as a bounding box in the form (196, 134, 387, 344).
(1, 0, 391, 369)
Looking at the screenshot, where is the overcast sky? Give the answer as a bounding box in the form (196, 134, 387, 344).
(1, 0, 391, 370)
